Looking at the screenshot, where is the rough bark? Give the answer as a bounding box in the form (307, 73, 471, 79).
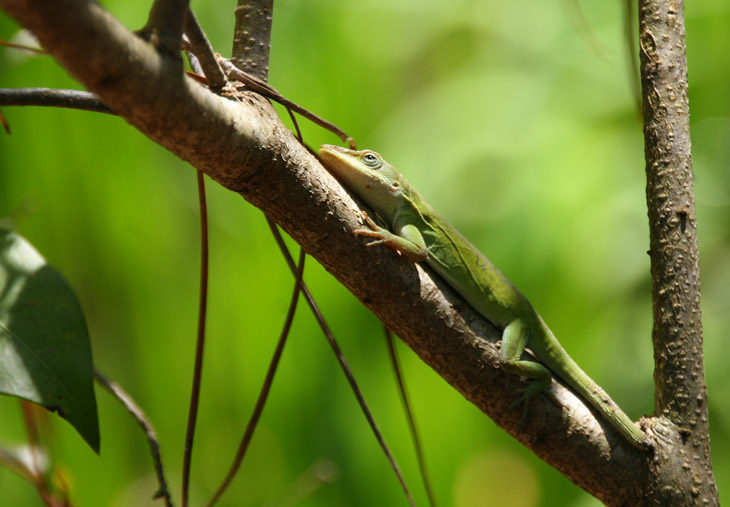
(231, 0, 273, 80)
(638, 0, 718, 504)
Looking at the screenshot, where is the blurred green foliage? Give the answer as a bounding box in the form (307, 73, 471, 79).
(0, 1, 728, 505)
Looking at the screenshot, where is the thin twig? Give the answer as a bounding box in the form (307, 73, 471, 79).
(182, 35, 208, 90)
(287, 108, 303, 144)
(207, 249, 306, 506)
(0, 111, 10, 134)
(183, 9, 227, 90)
(560, 0, 608, 59)
(0, 38, 45, 54)
(260, 459, 338, 507)
(624, 0, 642, 116)
(266, 219, 415, 507)
(94, 370, 172, 507)
(20, 402, 42, 478)
(0, 88, 112, 114)
(218, 57, 355, 148)
(384, 327, 437, 507)
(20, 402, 58, 507)
(181, 169, 210, 507)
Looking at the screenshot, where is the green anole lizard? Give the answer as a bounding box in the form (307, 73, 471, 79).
(318, 144, 648, 449)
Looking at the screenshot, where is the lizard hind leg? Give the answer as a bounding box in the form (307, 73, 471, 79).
(499, 320, 553, 428)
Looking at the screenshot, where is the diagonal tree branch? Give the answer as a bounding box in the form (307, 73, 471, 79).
(0, 0, 662, 502)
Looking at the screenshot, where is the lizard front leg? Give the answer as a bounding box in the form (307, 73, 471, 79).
(353, 211, 428, 262)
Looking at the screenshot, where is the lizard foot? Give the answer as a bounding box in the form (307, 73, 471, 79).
(509, 381, 550, 430)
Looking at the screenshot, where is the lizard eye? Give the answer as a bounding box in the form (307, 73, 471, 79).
(361, 152, 382, 168)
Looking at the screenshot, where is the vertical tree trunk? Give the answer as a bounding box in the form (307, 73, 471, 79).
(638, 0, 718, 503)
(231, 0, 274, 81)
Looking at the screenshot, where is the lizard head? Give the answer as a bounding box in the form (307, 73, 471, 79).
(319, 144, 405, 219)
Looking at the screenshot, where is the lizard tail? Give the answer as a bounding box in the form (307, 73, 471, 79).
(537, 321, 648, 449)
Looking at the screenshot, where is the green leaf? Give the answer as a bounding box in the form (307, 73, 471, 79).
(0, 228, 100, 453)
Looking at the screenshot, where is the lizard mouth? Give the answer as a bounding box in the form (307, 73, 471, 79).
(318, 145, 351, 177)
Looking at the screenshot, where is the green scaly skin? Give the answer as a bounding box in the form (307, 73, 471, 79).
(319, 144, 648, 449)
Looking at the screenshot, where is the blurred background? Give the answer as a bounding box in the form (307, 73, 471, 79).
(0, 0, 728, 505)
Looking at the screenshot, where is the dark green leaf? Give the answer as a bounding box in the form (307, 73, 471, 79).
(0, 228, 100, 453)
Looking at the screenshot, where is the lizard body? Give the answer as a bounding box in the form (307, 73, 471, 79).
(318, 144, 647, 449)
